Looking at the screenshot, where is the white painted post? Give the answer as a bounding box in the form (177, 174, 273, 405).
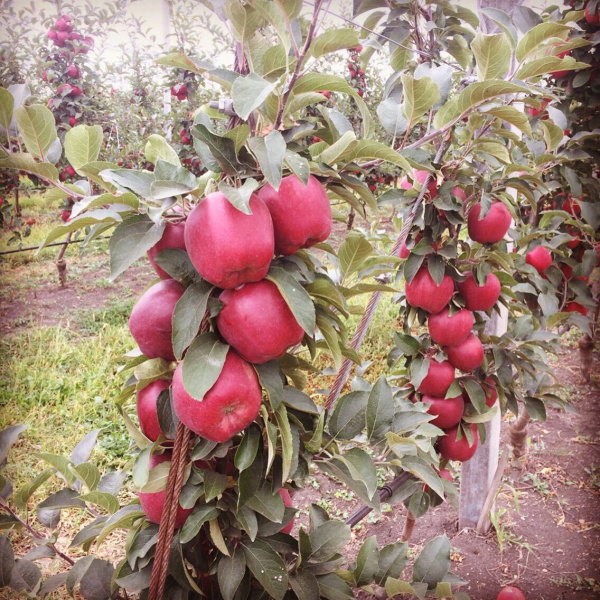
(162, 0, 172, 133)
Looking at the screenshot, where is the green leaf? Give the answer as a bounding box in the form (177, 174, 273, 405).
(172, 281, 213, 360)
(481, 8, 518, 47)
(433, 81, 529, 129)
(338, 232, 374, 282)
(267, 267, 316, 335)
(64, 125, 103, 170)
(315, 309, 343, 370)
(401, 74, 440, 124)
(517, 56, 589, 80)
(235, 424, 262, 472)
(316, 573, 354, 600)
(218, 549, 247, 600)
(318, 131, 358, 166)
(0, 88, 14, 133)
(335, 448, 379, 501)
(401, 457, 444, 500)
(0, 152, 58, 182)
(14, 104, 57, 161)
(180, 503, 220, 544)
(256, 361, 284, 410)
(139, 461, 170, 493)
(354, 536, 379, 586)
(95, 505, 145, 548)
(541, 120, 565, 151)
(377, 98, 409, 136)
(232, 73, 278, 120)
(70, 462, 100, 492)
(516, 23, 570, 62)
(471, 33, 511, 80)
(108, 214, 165, 281)
(366, 376, 395, 444)
(336, 139, 411, 172)
(274, 404, 294, 484)
(374, 542, 408, 585)
(181, 333, 229, 401)
(151, 159, 198, 200)
(245, 485, 285, 522)
(219, 178, 260, 215)
(412, 535, 451, 589)
(472, 139, 511, 163)
(393, 332, 421, 357)
(290, 570, 321, 600)
(144, 134, 181, 167)
(308, 520, 351, 562)
(77, 491, 120, 514)
(225, 1, 264, 42)
(192, 123, 242, 175)
(483, 106, 532, 137)
(242, 539, 288, 600)
(328, 391, 369, 440)
(35, 452, 75, 484)
(385, 578, 423, 598)
(13, 470, 53, 509)
(248, 130, 286, 190)
(309, 28, 360, 59)
(204, 470, 229, 502)
(283, 149, 310, 186)
(462, 379, 487, 413)
(99, 169, 154, 197)
(37, 488, 86, 511)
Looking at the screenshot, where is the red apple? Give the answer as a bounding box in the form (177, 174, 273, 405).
(482, 377, 498, 407)
(56, 30, 69, 44)
(428, 307, 474, 347)
(412, 169, 438, 197)
(279, 488, 295, 534)
(457, 272, 501, 312)
(128, 279, 185, 361)
(497, 586, 526, 600)
(217, 279, 305, 364)
(420, 393, 465, 429)
(47, 29, 58, 40)
(563, 195, 581, 216)
(565, 302, 588, 316)
(137, 379, 170, 441)
(468, 201, 511, 244)
(147, 221, 187, 280)
(405, 266, 454, 314)
(437, 424, 479, 462)
(66, 65, 80, 78)
(452, 186, 466, 202)
(65, 166, 76, 177)
(61, 210, 70, 222)
(586, 3, 600, 24)
(418, 360, 455, 397)
(137, 451, 193, 528)
(445, 333, 484, 372)
(525, 246, 552, 273)
(257, 174, 332, 255)
(172, 350, 262, 443)
(55, 18, 68, 31)
(69, 117, 77, 127)
(184, 191, 274, 289)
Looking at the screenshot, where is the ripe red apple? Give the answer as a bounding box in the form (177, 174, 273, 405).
(565, 301, 588, 316)
(563, 195, 581, 216)
(279, 488, 295, 534)
(147, 221, 187, 280)
(437, 424, 479, 462)
(497, 586, 526, 600)
(586, 3, 600, 24)
(468, 201, 511, 244)
(137, 379, 170, 441)
(525, 246, 552, 273)
(184, 191, 274, 289)
(257, 174, 332, 255)
(452, 186, 466, 202)
(405, 266, 454, 314)
(65, 166, 76, 177)
(457, 272, 501, 312)
(26, 217, 36, 226)
(137, 452, 193, 528)
(66, 65, 80, 78)
(550, 48, 571, 78)
(172, 350, 262, 443)
(61, 210, 70, 222)
(428, 307, 473, 347)
(217, 279, 305, 364)
(445, 333, 484, 372)
(420, 393, 465, 429)
(128, 279, 185, 361)
(47, 29, 57, 40)
(56, 30, 69, 44)
(55, 18, 68, 31)
(418, 360, 455, 397)
(69, 117, 77, 127)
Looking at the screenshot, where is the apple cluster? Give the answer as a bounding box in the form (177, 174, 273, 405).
(129, 175, 331, 527)
(346, 45, 365, 97)
(46, 14, 93, 53)
(402, 195, 513, 464)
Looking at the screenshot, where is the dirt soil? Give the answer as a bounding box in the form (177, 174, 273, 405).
(1, 248, 599, 600)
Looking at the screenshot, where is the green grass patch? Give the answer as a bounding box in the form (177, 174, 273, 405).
(0, 324, 135, 490)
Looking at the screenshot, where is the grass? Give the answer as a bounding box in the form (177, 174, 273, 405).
(0, 322, 135, 490)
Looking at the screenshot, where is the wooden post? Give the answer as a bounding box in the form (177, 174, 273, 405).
(458, 304, 506, 531)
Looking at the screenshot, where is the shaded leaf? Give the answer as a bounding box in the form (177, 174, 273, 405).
(181, 332, 229, 400)
(242, 539, 288, 600)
